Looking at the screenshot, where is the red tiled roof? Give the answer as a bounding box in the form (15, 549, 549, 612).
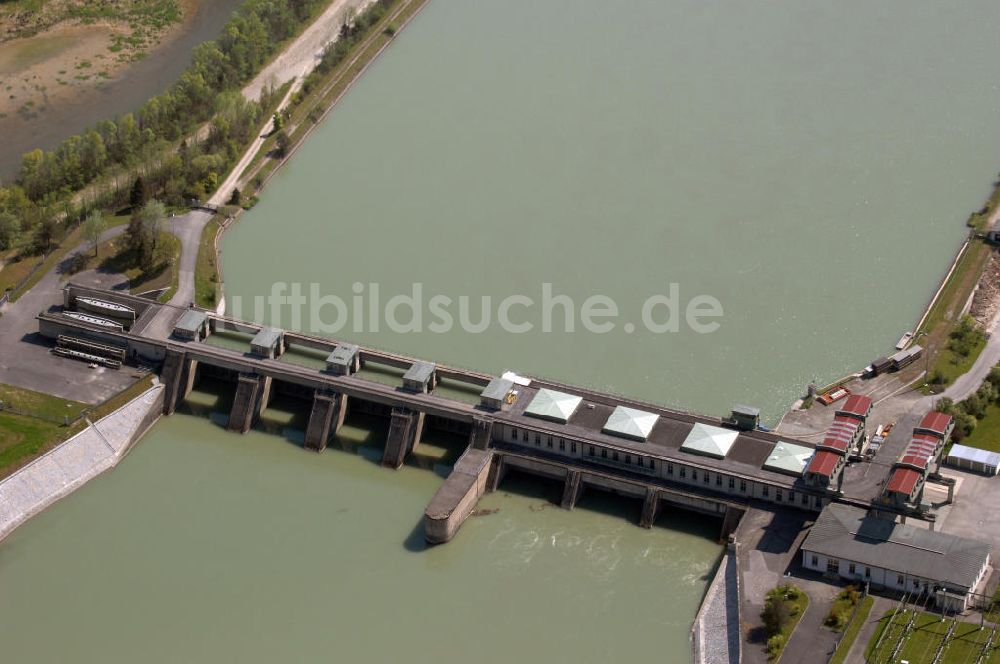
(806, 450, 841, 478)
(897, 432, 941, 471)
(886, 467, 921, 497)
(918, 411, 953, 436)
(838, 395, 873, 419)
(819, 415, 861, 453)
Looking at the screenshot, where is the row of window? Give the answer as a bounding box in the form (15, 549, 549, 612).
(507, 426, 657, 470)
(665, 461, 811, 506)
(813, 556, 919, 589)
(506, 426, 814, 508)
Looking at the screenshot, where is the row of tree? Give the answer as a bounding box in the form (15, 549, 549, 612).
(0, 0, 334, 261)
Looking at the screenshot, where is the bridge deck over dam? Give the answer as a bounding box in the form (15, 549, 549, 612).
(36, 284, 902, 543)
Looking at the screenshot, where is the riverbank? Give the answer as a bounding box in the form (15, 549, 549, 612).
(0, 382, 163, 542)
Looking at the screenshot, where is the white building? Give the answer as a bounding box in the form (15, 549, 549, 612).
(801, 504, 991, 612)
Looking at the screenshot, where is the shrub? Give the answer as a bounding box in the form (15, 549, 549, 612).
(766, 634, 785, 658)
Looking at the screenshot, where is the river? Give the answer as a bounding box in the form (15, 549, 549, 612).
(4, 0, 1000, 662)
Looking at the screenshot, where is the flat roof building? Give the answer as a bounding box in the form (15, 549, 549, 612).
(402, 361, 436, 393)
(480, 378, 515, 411)
(945, 444, 1000, 476)
(173, 309, 208, 341)
(250, 327, 283, 359)
(730, 405, 760, 431)
(325, 344, 360, 375)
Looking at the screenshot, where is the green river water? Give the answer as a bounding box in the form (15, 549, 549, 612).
(4, 1, 1000, 661)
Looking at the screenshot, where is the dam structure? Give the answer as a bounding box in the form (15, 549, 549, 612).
(39, 284, 905, 544)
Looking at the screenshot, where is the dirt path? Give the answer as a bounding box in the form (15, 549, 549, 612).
(242, 0, 374, 102)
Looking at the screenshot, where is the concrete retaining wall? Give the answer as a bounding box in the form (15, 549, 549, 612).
(0, 383, 164, 543)
(691, 543, 742, 664)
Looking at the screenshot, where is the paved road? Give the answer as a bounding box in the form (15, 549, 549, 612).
(165, 209, 213, 307)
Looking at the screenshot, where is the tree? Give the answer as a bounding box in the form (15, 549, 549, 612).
(83, 210, 105, 257)
(33, 216, 58, 253)
(129, 176, 147, 210)
(229, 187, 241, 206)
(127, 199, 166, 269)
(0, 210, 17, 251)
(272, 111, 284, 132)
(275, 130, 291, 157)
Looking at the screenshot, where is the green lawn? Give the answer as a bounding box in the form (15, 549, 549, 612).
(925, 334, 988, 393)
(0, 383, 88, 421)
(962, 404, 1000, 453)
(194, 216, 222, 309)
(829, 596, 873, 664)
(0, 412, 67, 476)
(0, 376, 153, 479)
(867, 609, 1000, 663)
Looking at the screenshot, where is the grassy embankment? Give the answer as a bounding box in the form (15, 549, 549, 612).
(914, 175, 1000, 392)
(194, 0, 428, 310)
(918, 240, 992, 393)
(0, 376, 155, 479)
(866, 609, 999, 663)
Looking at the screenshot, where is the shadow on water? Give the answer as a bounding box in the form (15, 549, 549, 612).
(494, 468, 563, 505)
(256, 393, 310, 448)
(177, 376, 236, 428)
(403, 518, 428, 553)
(407, 426, 468, 475)
(278, 346, 328, 370)
(331, 411, 388, 466)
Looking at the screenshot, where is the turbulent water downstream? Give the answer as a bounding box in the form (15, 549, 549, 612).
(4, 1, 1000, 662)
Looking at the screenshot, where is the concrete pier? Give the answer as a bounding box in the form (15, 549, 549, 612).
(424, 448, 495, 544)
(468, 416, 493, 450)
(640, 487, 661, 528)
(382, 407, 424, 468)
(561, 469, 583, 509)
(161, 350, 196, 415)
(485, 454, 506, 492)
(228, 374, 269, 433)
(303, 392, 346, 452)
(719, 505, 744, 542)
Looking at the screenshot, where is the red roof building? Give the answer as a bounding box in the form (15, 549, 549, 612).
(806, 450, 842, 479)
(819, 415, 862, 454)
(898, 432, 941, 471)
(837, 394, 873, 421)
(886, 467, 921, 500)
(916, 412, 954, 439)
